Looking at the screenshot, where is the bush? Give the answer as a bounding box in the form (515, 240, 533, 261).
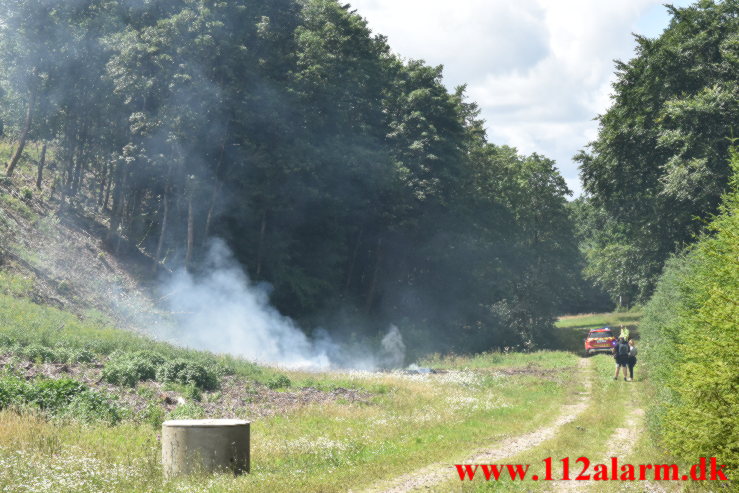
(19, 344, 57, 363)
(155, 359, 218, 390)
(29, 378, 86, 410)
(102, 351, 164, 387)
(162, 382, 202, 402)
(266, 374, 291, 390)
(641, 148, 739, 473)
(62, 390, 121, 424)
(0, 375, 119, 423)
(0, 376, 30, 408)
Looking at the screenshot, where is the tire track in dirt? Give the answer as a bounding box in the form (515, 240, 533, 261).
(359, 358, 594, 493)
(551, 405, 666, 493)
(551, 407, 643, 492)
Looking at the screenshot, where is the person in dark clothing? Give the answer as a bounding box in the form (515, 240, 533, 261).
(627, 339, 638, 381)
(613, 337, 629, 380)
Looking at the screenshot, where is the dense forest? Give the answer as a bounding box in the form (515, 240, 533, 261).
(573, 0, 738, 305)
(0, 0, 736, 351)
(1, 0, 737, 477)
(0, 0, 600, 353)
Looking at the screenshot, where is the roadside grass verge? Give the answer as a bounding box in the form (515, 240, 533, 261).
(430, 354, 631, 491)
(0, 355, 578, 492)
(419, 350, 576, 370)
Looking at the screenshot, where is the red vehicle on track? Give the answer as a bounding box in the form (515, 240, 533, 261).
(584, 327, 617, 355)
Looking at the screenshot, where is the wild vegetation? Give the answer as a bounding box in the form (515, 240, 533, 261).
(0, 0, 737, 490)
(574, 0, 738, 306)
(640, 147, 738, 475)
(0, 0, 600, 353)
(0, 274, 584, 492)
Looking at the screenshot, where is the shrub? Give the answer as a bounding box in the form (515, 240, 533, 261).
(641, 148, 739, 473)
(266, 374, 291, 390)
(0, 376, 119, 423)
(102, 351, 162, 387)
(19, 344, 57, 363)
(163, 382, 202, 402)
(29, 378, 86, 410)
(0, 334, 13, 348)
(0, 376, 30, 408)
(62, 391, 121, 424)
(155, 359, 218, 390)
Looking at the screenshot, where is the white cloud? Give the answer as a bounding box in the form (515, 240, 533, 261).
(350, 0, 686, 196)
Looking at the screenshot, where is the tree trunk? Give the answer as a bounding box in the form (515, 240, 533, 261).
(256, 210, 267, 278)
(5, 88, 36, 177)
(107, 159, 126, 243)
(203, 181, 223, 243)
(185, 194, 195, 270)
(59, 134, 76, 210)
(343, 228, 363, 295)
(365, 238, 382, 314)
(98, 161, 107, 207)
(154, 185, 170, 271)
(103, 162, 113, 210)
(202, 130, 229, 244)
(35, 141, 47, 189)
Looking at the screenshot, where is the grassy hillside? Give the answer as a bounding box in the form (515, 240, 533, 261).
(0, 277, 585, 492)
(0, 171, 587, 490)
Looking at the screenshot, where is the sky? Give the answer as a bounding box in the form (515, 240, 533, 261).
(350, 0, 694, 196)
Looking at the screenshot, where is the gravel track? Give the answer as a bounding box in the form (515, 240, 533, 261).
(359, 357, 594, 493)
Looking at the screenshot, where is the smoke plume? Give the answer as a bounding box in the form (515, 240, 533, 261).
(158, 239, 405, 370)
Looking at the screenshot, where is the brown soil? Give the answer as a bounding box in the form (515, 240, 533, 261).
(0, 354, 372, 420)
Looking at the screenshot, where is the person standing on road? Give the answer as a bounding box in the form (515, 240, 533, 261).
(613, 337, 630, 380)
(619, 325, 630, 341)
(627, 339, 638, 381)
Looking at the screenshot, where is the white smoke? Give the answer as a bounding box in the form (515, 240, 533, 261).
(158, 239, 405, 370)
(380, 325, 406, 368)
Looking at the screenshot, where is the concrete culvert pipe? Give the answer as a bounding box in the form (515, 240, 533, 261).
(162, 419, 250, 477)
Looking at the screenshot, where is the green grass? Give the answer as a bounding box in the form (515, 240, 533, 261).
(419, 350, 576, 370)
(427, 355, 666, 492)
(0, 272, 34, 298)
(1, 262, 674, 493)
(0, 193, 37, 222)
(0, 283, 586, 492)
(0, 291, 285, 386)
(548, 311, 642, 354)
(554, 311, 642, 330)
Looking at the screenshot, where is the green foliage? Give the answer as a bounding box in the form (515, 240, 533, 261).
(17, 344, 56, 363)
(102, 351, 164, 387)
(155, 359, 218, 391)
(265, 374, 291, 390)
(0, 0, 581, 353)
(0, 272, 33, 298)
(166, 402, 205, 420)
(576, 1, 739, 303)
(642, 147, 739, 473)
(162, 382, 201, 402)
(0, 375, 120, 424)
(30, 378, 87, 410)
